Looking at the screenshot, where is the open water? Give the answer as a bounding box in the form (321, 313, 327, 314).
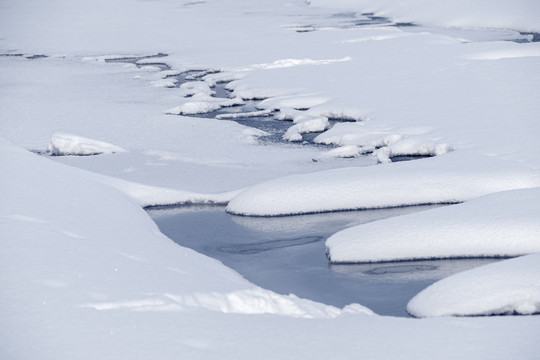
(148, 205, 498, 317)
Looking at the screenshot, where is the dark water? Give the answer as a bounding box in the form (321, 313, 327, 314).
(148, 205, 498, 317)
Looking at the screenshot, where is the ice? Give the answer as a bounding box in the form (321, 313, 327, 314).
(48, 132, 126, 156)
(407, 253, 540, 317)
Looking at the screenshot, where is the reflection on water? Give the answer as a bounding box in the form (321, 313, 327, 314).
(148, 205, 498, 317)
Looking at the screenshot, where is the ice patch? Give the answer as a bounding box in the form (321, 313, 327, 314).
(47, 132, 126, 156)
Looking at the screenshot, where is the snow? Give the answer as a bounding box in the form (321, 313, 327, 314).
(407, 253, 540, 317)
(6, 137, 538, 359)
(48, 132, 126, 156)
(326, 187, 540, 263)
(2, 0, 540, 358)
(226, 152, 540, 216)
(310, 0, 540, 32)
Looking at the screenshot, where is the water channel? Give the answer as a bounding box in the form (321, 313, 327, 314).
(96, 19, 533, 317)
(148, 205, 498, 317)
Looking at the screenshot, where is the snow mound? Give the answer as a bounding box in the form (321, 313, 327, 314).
(165, 80, 245, 115)
(407, 253, 540, 317)
(165, 97, 244, 115)
(317, 145, 363, 159)
(226, 152, 540, 216)
(326, 187, 540, 263)
(216, 109, 273, 119)
(283, 114, 330, 141)
(150, 78, 178, 88)
(48, 132, 126, 156)
(315, 124, 452, 162)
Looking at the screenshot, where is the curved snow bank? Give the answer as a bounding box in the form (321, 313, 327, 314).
(310, 0, 540, 32)
(48, 132, 126, 156)
(94, 173, 240, 208)
(326, 187, 540, 263)
(226, 152, 540, 216)
(407, 253, 540, 317)
(1, 138, 356, 328)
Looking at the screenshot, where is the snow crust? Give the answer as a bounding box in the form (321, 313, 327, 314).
(326, 188, 540, 263)
(407, 253, 540, 317)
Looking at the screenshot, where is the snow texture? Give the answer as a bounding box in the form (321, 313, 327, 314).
(407, 253, 540, 317)
(227, 153, 540, 216)
(48, 132, 126, 156)
(2, 0, 540, 358)
(326, 188, 540, 263)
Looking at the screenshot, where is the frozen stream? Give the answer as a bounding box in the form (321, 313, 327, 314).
(148, 205, 499, 317)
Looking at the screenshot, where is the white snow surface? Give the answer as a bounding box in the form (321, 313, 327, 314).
(48, 132, 126, 156)
(326, 187, 540, 263)
(311, 0, 540, 32)
(2, 0, 540, 358)
(227, 152, 540, 216)
(407, 253, 540, 317)
(6, 138, 539, 359)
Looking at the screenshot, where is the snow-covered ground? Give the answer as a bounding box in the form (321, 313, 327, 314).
(2, 0, 540, 358)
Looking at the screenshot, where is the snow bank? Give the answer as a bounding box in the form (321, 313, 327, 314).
(326, 187, 540, 263)
(48, 132, 126, 156)
(84, 288, 372, 318)
(310, 0, 540, 32)
(226, 152, 540, 216)
(165, 80, 245, 115)
(0, 138, 365, 333)
(407, 253, 540, 317)
(91, 172, 240, 208)
(165, 96, 244, 115)
(315, 123, 453, 162)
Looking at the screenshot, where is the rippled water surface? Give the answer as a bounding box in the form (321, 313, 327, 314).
(148, 205, 498, 317)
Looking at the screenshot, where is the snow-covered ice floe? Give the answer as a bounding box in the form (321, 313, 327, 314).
(407, 253, 540, 317)
(226, 152, 540, 216)
(326, 187, 540, 263)
(48, 132, 126, 156)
